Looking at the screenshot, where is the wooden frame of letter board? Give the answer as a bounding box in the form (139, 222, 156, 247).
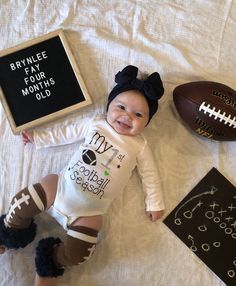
(0, 29, 92, 134)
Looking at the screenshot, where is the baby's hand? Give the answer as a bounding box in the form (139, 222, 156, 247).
(146, 210, 164, 222)
(21, 130, 34, 145)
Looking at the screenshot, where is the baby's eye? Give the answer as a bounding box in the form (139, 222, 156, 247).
(135, 112, 143, 118)
(118, 105, 125, 110)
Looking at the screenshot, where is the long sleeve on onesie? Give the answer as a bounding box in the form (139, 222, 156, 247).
(33, 115, 164, 221)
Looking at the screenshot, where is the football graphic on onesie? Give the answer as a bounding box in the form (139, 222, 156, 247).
(173, 81, 236, 141)
(82, 149, 97, 166)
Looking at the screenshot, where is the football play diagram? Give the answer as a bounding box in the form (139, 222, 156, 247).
(164, 168, 236, 286)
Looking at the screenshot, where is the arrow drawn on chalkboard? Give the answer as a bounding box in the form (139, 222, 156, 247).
(175, 186, 218, 218)
(174, 186, 218, 225)
(183, 201, 203, 219)
(188, 235, 197, 252)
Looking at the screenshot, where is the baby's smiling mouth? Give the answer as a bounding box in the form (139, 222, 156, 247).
(117, 120, 131, 129)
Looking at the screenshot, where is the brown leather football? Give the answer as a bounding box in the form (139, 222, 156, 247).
(173, 81, 236, 141)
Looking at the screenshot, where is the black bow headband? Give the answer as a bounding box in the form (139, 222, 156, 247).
(107, 65, 164, 123)
(115, 65, 164, 100)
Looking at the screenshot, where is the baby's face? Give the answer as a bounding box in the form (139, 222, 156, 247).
(107, 90, 149, 136)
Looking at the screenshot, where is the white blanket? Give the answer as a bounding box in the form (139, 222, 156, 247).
(0, 1, 235, 285)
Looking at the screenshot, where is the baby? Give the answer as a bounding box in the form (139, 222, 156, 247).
(0, 65, 165, 286)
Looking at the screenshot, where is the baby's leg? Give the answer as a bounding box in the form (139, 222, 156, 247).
(35, 215, 102, 278)
(0, 246, 5, 254)
(34, 273, 57, 286)
(39, 174, 58, 210)
(0, 174, 58, 252)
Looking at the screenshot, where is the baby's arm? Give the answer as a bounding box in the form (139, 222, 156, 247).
(137, 143, 165, 222)
(21, 117, 93, 149)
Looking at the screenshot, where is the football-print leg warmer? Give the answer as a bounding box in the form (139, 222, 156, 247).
(35, 225, 98, 277)
(0, 183, 46, 249)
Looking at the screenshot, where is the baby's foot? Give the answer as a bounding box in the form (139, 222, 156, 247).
(0, 246, 6, 254)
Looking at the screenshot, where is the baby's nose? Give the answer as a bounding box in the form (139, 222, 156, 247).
(125, 113, 132, 122)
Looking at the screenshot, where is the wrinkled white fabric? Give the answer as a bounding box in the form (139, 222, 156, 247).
(0, 1, 236, 286)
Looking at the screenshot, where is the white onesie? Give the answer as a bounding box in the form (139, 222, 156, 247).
(33, 115, 164, 229)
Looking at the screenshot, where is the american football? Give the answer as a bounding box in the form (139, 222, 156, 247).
(173, 81, 236, 141)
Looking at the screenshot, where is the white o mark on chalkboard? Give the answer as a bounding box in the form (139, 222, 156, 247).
(198, 225, 207, 232)
(232, 233, 236, 239)
(202, 243, 210, 252)
(213, 217, 221, 223)
(190, 245, 197, 252)
(174, 218, 182, 225)
(183, 211, 192, 219)
(205, 211, 214, 219)
(219, 222, 227, 228)
(227, 269, 235, 278)
(233, 260, 236, 266)
(213, 242, 221, 248)
(225, 228, 232, 235)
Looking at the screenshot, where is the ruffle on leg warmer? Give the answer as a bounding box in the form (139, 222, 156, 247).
(0, 214, 37, 249)
(35, 237, 64, 277)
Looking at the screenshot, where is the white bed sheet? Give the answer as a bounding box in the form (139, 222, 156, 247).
(0, 1, 236, 285)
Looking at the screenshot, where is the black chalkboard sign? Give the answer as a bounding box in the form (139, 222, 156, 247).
(163, 168, 236, 286)
(0, 29, 92, 134)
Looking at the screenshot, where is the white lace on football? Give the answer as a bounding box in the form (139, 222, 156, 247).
(4, 192, 31, 227)
(199, 102, 236, 128)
